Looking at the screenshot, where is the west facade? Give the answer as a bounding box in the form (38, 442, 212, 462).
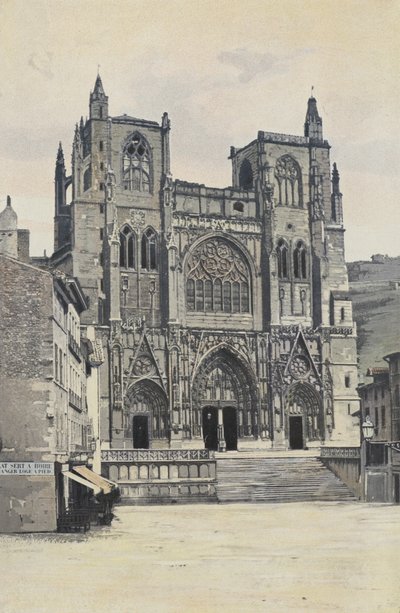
(52, 76, 359, 457)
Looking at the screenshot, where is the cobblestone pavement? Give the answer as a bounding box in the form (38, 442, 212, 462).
(1, 502, 399, 613)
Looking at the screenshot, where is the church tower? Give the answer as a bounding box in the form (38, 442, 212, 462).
(52, 79, 359, 470)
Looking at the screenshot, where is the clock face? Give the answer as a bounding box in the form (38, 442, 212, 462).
(290, 355, 310, 379)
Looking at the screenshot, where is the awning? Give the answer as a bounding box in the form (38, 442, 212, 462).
(63, 470, 102, 495)
(73, 465, 115, 495)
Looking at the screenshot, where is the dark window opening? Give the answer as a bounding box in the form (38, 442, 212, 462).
(99, 141, 104, 152)
(293, 241, 307, 280)
(277, 239, 288, 279)
(120, 225, 136, 269)
(345, 375, 351, 388)
(83, 166, 91, 192)
(233, 201, 244, 213)
(239, 159, 253, 190)
(141, 228, 157, 271)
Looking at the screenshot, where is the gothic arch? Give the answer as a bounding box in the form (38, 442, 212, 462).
(125, 379, 168, 440)
(274, 155, 303, 207)
(183, 234, 255, 314)
(284, 382, 323, 441)
(192, 346, 259, 438)
(122, 132, 152, 193)
(239, 158, 253, 189)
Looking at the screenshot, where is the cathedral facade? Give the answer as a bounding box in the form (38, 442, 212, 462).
(53, 76, 359, 454)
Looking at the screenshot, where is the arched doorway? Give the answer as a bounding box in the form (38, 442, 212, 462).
(125, 380, 168, 449)
(193, 348, 257, 451)
(285, 382, 323, 449)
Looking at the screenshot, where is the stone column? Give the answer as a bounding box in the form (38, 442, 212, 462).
(217, 407, 226, 452)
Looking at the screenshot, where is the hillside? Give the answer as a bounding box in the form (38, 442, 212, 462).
(347, 255, 400, 379)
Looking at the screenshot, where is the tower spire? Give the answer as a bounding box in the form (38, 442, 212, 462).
(90, 73, 108, 119)
(304, 91, 323, 141)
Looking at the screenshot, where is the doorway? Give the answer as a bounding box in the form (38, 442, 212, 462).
(133, 415, 149, 449)
(223, 407, 238, 451)
(289, 415, 304, 450)
(202, 407, 219, 450)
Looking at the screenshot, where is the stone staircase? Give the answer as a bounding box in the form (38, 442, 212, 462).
(216, 453, 358, 503)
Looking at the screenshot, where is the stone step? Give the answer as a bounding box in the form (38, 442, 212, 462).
(215, 456, 357, 503)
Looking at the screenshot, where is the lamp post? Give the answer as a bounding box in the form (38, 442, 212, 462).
(361, 416, 374, 501)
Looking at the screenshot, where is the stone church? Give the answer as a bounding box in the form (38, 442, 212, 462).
(52, 75, 359, 455)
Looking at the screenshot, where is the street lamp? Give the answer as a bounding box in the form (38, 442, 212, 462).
(361, 416, 374, 441)
(361, 416, 374, 501)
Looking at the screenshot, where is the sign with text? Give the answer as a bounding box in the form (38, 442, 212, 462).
(0, 462, 54, 476)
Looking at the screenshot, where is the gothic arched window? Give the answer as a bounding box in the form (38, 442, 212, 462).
(239, 159, 253, 190)
(293, 241, 307, 279)
(120, 225, 136, 269)
(83, 166, 91, 192)
(122, 133, 151, 193)
(186, 238, 251, 314)
(141, 228, 157, 271)
(275, 155, 303, 207)
(277, 239, 289, 279)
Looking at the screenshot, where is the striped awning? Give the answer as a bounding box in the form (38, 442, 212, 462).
(72, 465, 116, 495)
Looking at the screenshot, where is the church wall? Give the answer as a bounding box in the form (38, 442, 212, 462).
(72, 200, 105, 325)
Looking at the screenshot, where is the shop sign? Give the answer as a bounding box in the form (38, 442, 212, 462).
(0, 462, 54, 476)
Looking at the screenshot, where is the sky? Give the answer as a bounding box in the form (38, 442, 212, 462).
(0, 0, 399, 260)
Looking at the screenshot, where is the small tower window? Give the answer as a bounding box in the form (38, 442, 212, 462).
(83, 166, 91, 192)
(239, 159, 253, 190)
(120, 225, 136, 269)
(233, 201, 244, 213)
(340, 307, 345, 322)
(141, 228, 157, 270)
(293, 241, 307, 279)
(99, 141, 104, 152)
(277, 239, 288, 279)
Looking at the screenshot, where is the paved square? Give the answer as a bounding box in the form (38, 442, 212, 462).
(0, 502, 399, 612)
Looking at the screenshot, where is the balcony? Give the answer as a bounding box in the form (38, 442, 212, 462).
(69, 389, 82, 411)
(68, 332, 82, 361)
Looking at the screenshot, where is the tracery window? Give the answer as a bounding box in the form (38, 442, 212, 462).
(141, 228, 157, 270)
(119, 225, 136, 269)
(293, 241, 307, 279)
(122, 133, 151, 193)
(186, 238, 251, 313)
(275, 155, 302, 207)
(276, 239, 289, 279)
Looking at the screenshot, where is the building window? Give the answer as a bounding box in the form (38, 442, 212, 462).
(233, 201, 244, 213)
(345, 374, 351, 388)
(100, 162, 104, 171)
(83, 166, 91, 192)
(99, 182, 104, 191)
(239, 159, 253, 190)
(100, 228, 103, 241)
(277, 239, 288, 279)
(119, 225, 136, 269)
(375, 407, 379, 429)
(54, 344, 59, 381)
(59, 348, 63, 385)
(340, 307, 345, 322)
(382, 406, 386, 428)
(99, 141, 104, 152)
(185, 238, 251, 314)
(141, 228, 157, 270)
(275, 155, 303, 207)
(122, 132, 151, 192)
(293, 241, 307, 279)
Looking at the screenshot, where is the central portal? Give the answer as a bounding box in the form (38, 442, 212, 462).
(289, 415, 303, 450)
(133, 415, 149, 449)
(202, 405, 238, 451)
